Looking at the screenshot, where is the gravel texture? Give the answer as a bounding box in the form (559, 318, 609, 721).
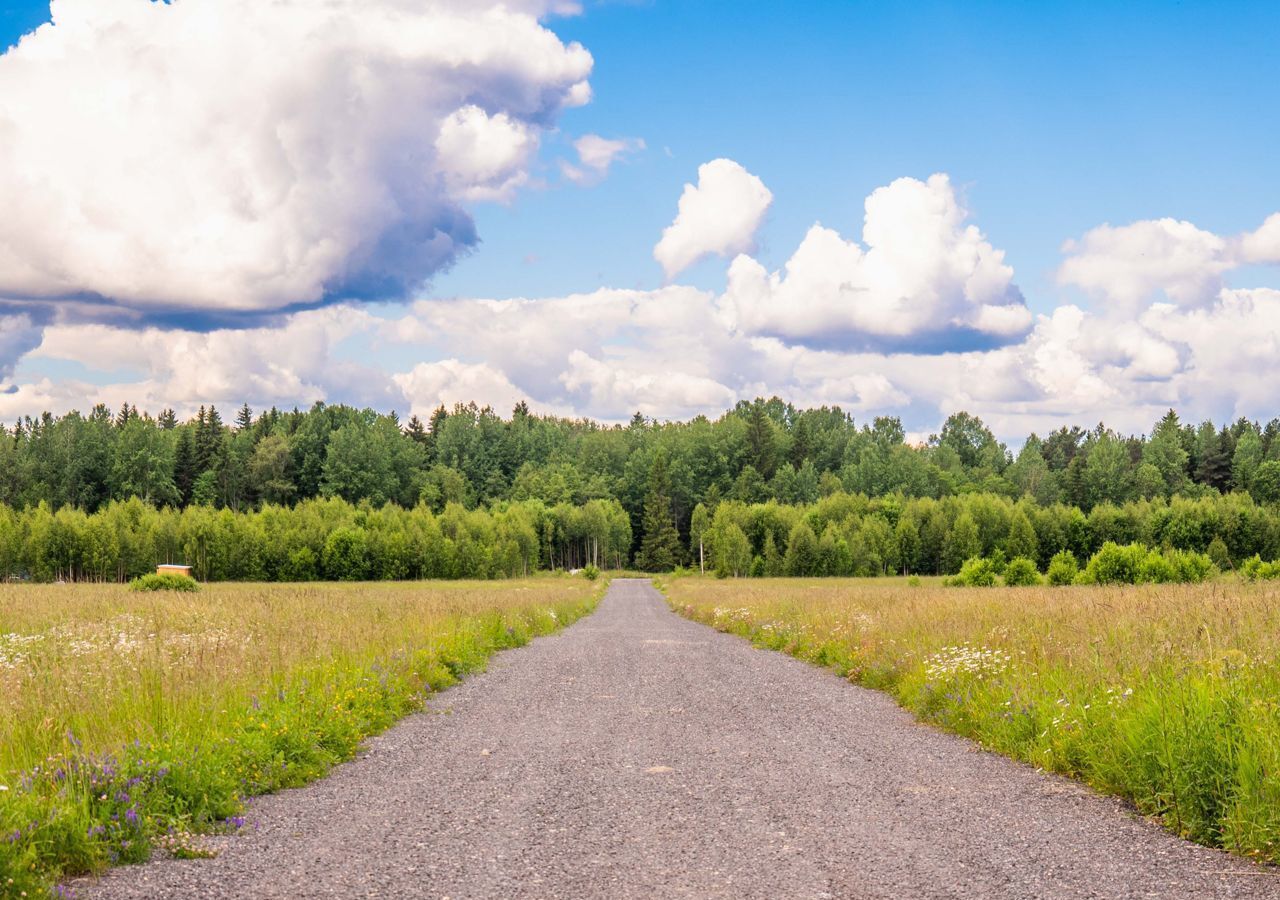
(79, 578, 1280, 899)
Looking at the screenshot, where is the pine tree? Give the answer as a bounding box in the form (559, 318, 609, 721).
(745, 401, 778, 478)
(405, 415, 429, 446)
(157, 408, 177, 430)
(236, 403, 254, 432)
(635, 452, 681, 572)
(1195, 426, 1232, 492)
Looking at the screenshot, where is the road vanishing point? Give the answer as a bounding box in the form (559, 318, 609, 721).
(81, 579, 1280, 899)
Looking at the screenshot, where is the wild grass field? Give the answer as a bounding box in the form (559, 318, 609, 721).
(665, 575, 1280, 864)
(0, 577, 601, 896)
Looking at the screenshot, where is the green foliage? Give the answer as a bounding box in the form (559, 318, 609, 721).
(948, 556, 998, 587)
(1002, 556, 1042, 586)
(581, 564, 600, 581)
(783, 521, 820, 576)
(1081, 541, 1148, 584)
(1206, 535, 1231, 570)
(129, 572, 199, 592)
(1046, 550, 1079, 586)
(1240, 555, 1280, 581)
(635, 452, 682, 573)
(1081, 542, 1216, 585)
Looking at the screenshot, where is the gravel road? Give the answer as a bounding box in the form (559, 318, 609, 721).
(79, 578, 1280, 899)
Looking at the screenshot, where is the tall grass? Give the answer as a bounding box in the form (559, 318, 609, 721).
(665, 576, 1280, 864)
(1, 578, 600, 896)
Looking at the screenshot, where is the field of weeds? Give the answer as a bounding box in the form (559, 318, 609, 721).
(1, 577, 601, 896)
(665, 575, 1280, 864)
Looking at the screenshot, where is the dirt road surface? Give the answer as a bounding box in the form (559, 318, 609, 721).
(80, 579, 1280, 899)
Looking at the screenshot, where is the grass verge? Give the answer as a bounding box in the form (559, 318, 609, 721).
(1, 576, 603, 896)
(662, 575, 1280, 865)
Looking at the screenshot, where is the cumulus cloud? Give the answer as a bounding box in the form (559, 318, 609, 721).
(722, 174, 1031, 351)
(1059, 212, 1280, 311)
(0, 0, 592, 320)
(393, 360, 535, 419)
(561, 134, 645, 184)
(14, 306, 400, 418)
(1058, 218, 1230, 311)
(653, 159, 773, 279)
(559, 350, 737, 420)
(5, 145, 1280, 442)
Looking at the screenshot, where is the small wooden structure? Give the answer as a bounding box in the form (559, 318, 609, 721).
(156, 564, 193, 578)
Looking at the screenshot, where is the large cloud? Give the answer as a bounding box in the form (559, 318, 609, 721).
(722, 174, 1031, 351)
(9, 306, 400, 419)
(0, 0, 592, 320)
(1059, 213, 1280, 311)
(653, 159, 773, 279)
(6, 156, 1280, 442)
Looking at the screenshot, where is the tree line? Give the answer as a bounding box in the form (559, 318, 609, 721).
(2, 398, 1280, 578)
(690, 490, 1279, 579)
(0, 497, 631, 583)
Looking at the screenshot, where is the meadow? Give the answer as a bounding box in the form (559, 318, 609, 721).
(0, 577, 601, 896)
(664, 575, 1280, 864)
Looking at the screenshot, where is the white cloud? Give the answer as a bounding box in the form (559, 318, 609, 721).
(653, 159, 772, 279)
(561, 134, 645, 184)
(393, 360, 535, 418)
(559, 350, 736, 420)
(0, 0, 592, 317)
(722, 174, 1030, 349)
(435, 106, 539, 203)
(1241, 213, 1280, 265)
(16, 306, 398, 418)
(1058, 218, 1230, 311)
(4, 149, 1280, 443)
(1058, 212, 1280, 311)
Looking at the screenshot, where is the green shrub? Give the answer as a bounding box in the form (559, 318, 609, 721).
(1082, 542, 1215, 585)
(907, 575, 922, 587)
(1206, 536, 1231, 571)
(1046, 550, 1079, 586)
(1002, 557, 1042, 586)
(948, 556, 998, 587)
(1165, 548, 1215, 583)
(1082, 542, 1147, 584)
(1137, 548, 1178, 584)
(581, 564, 600, 581)
(988, 548, 1008, 576)
(1241, 555, 1280, 581)
(129, 573, 199, 592)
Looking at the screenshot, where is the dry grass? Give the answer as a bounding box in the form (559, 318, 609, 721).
(665, 575, 1280, 863)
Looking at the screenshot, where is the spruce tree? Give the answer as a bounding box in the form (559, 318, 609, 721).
(405, 415, 429, 446)
(173, 427, 197, 506)
(635, 451, 681, 572)
(236, 403, 254, 431)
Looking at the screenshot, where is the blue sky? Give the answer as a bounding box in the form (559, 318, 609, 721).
(442, 0, 1280, 306)
(1, 1, 1278, 437)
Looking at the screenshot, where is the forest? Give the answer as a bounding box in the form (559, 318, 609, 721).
(2, 397, 1280, 581)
